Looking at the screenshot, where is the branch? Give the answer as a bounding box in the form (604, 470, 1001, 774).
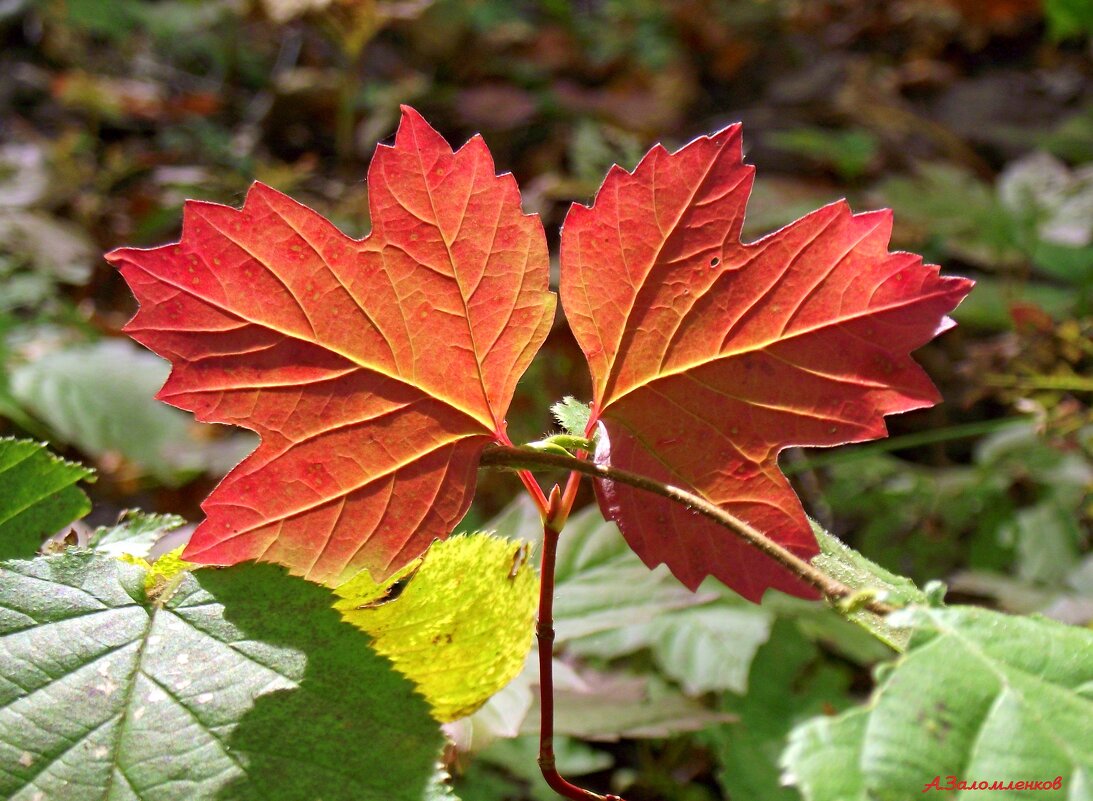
(479, 445, 896, 617)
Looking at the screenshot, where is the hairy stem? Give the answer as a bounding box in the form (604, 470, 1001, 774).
(537, 518, 623, 801)
(480, 445, 895, 616)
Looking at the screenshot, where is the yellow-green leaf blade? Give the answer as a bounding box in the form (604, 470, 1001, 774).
(334, 533, 538, 722)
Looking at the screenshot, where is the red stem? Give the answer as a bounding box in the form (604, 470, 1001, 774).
(497, 430, 550, 515)
(537, 518, 622, 801)
(559, 462, 583, 521)
(519, 469, 550, 516)
(501, 431, 612, 797)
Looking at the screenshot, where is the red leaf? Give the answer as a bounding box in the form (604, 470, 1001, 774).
(108, 107, 555, 584)
(560, 125, 972, 602)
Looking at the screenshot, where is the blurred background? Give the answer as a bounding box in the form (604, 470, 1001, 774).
(1, 1, 1091, 799)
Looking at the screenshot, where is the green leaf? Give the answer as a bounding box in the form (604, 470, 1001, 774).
(816, 422, 1091, 587)
(782, 606, 1093, 801)
(470, 735, 613, 801)
(648, 602, 772, 695)
(880, 164, 1021, 271)
(8, 340, 255, 485)
(0, 551, 450, 801)
(948, 274, 1074, 330)
(334, 533, 538, 722)
(780, 709, 868, 801)
(1045, 0, 1093, 38)
(88, 509, 187, 558)
(473, 494, 542, 542)
(0, 209, 96, 294)
(521, 434, 594, 456)
(766, 127, 879, 180)
(949, 551, 1093, 619)
(525, 668, 732, 742)
(705, 620, 854, 801)
(551, 504, 716, 643)
(569, 580, 773, 694)
(0, 437, 93, 560)
(550, 396, 592, 439)
(0, 321, 51, 438)
(1009, 500, 1084, 585)
(810, 522, 928, 651)
(764, 597, 896, 666)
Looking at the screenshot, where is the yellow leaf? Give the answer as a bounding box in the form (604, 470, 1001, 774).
(150, 547, 196, 584)
(333, 533, 538, 722)
(117, 552, 151, 573)
(118, 546, 196, 592)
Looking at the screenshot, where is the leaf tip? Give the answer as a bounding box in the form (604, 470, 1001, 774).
(397, 102, 421, 120)
(394, 104, 450, 155)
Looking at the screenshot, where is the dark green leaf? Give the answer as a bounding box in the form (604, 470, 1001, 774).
(0, 437, 93, 560)
(1045, 0, 1093, 38)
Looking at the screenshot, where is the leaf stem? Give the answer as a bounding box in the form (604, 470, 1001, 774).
(519, 469, 551, 517)
(537, 516, 623, 801)
(560, 466, 582, 523)
(497, 432, 551, 516)
(480, 446, 895, 616)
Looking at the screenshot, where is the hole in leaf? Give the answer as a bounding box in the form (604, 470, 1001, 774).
(710, 257, 721, 268)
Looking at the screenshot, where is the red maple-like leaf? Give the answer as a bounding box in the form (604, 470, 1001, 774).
(108, 107, 555, 584)
(560, 125, 973, 602)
